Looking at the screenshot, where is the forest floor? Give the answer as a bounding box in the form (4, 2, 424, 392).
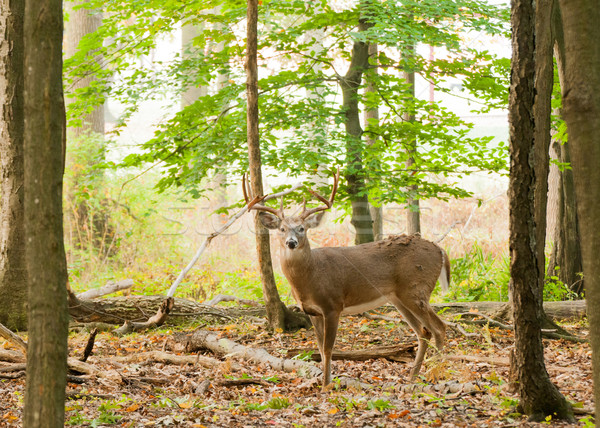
(0, 310, 593, 427)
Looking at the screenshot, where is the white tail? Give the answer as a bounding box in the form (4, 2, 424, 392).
(245, 171, 449, 386)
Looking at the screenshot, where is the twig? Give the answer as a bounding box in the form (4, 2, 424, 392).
(205, 294, 261, 307)
(80, 328, 98, 362)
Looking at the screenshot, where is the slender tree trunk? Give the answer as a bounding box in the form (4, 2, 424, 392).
(404, 64, 420, 234)
(246, 0, 286, 331)
(364, 42, 383, 241)
(0, 0, 27, 331)
(507, 0, 572, 420)
(341, 19, 373, 245)
(546, 2, 584, 294)
(23, 0, 70, 425)
(557, 0, 600, 415)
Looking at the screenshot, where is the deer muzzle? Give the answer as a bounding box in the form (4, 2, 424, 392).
(285, 238, 298, 249)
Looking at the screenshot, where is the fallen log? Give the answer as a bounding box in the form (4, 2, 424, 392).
(67, 292, 230, 324)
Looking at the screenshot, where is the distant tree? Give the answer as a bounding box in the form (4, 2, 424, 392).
(0, 0, 27, 331)
(546, 1, 584, 295)
(507, 0, 572, 420)
(23, 0, 69, 425)
(557, 0, 600, 415)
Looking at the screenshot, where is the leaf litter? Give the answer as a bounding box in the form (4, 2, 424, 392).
(0, 315, 593, 427)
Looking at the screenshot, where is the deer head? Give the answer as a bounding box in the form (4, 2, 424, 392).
(243, 171, 339, 251)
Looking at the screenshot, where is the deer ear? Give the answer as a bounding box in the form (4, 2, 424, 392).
(258, 212, 281, 229)
(305, 211, 325, 229)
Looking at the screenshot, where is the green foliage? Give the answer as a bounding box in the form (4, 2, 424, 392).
(445, 243, 510, 302)
(64, 0, 510, 212)
(366, 398, 394, 412)
(544, 267, 580, 301)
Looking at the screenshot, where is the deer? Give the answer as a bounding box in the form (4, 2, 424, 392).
(243, 171, 449, 386)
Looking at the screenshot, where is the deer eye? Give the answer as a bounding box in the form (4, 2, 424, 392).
(279, 227, 285, 232)
(298, 226, 305, 233)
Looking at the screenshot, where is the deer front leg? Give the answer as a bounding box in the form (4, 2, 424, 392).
(309, 315, 324, 357)
(321, 314, 340, 386)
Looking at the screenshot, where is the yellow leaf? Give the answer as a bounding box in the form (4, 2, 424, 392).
(179, 401, 193, 409)
(328, 408, 338, 415)
(125, 404, 140, 412)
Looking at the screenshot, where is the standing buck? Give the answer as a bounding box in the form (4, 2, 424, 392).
(244, 172, 449, 386)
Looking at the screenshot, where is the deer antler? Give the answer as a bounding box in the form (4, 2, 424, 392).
(242, 173, 285, 218)
(299, 169, 340, 220)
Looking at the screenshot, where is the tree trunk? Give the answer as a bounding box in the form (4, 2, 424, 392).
(341, 19, 373, 245)
(0, 0, 27, 331)
(507, 0, 573, 421)
(546, 2, 584, 294)
(557, 0, 600, 416)
(64, 1, 103, 137)
(364, 43, 383, 241)
(246, 0, 286, 331)
(404, 61, 420, 235)
(23, 0, 70, 425)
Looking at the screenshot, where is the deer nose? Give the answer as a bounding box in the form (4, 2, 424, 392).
(286, 238, 298, 249)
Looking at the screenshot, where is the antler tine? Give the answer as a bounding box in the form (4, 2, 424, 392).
(299, 169, 340, 220)
(241, 173, 285, 218)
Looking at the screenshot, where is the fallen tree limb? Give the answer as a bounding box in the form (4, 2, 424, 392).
(431, 300, 586, 321)
(0, 322, 28, 354)
(108, 350, 236, 370)
(113, 297, 174, 336)
(451, 312, 587, 342)
(76, 279, 134, 300)
(0, 349, 25, 363)
(181, 329, 322, 379)
(286, 344, 415, 363)
(205, 294, 261, 307)
(446, 354, 580, 373)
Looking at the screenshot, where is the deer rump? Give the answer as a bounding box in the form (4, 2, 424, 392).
(282, 234, 449, 318)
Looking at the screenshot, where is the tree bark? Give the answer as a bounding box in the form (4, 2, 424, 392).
(556, 0, 600, 416)
(246, 0, 286, 331)
(341, 19, 374, 245)
(23, 0, 70, 425)
(507, 0, 573, 420)
(0, 0, 27, 331)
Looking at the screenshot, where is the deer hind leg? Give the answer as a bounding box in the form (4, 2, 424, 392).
(387, 297, 430, 378)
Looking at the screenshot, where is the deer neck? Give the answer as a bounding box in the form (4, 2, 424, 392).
(280, 243, 314, 281)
